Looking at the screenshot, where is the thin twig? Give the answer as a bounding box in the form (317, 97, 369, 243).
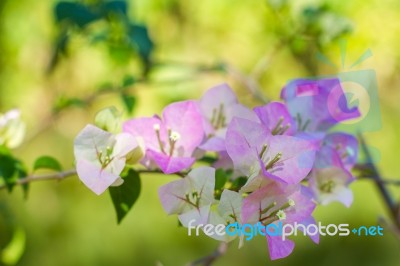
(223, 63, 269, 104)
(0, 169, 77, 190)
(378, 216, 400, 240)
(23, 61, 223, 145)
(359, 134, 400, 228)
(0, 168, 188, 190)
(359, 176, 400, 186)
(186, 242, 228, 266)
(251, 40, 286, 80)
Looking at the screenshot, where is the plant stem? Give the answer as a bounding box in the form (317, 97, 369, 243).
(358, 134, 400, 228)
(0, 168, 187, 190)
(186, 242, 228, 266)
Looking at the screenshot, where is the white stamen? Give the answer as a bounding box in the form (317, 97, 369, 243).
(288, 198, 295, 207)
(276, 210, 286, 220)
(153, 124, 160, 131)
(169, 131, 181, 142)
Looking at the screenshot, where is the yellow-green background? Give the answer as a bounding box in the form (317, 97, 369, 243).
(1, 0, 400, 265)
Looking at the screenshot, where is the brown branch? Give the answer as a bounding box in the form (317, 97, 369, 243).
(186, 242, 228, 266)
(0, 168, 188, 190)
(359, 176, 400, 186)
(250, 40, 286, 80)
(223, 63, 269, 104)
(358, 134, 400, 228)
(0, 169, 77, 190)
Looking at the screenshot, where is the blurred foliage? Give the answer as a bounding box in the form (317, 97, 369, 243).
(50, 0, 153, 75)
(0, 147, 28, 195)
(0, 0, 400, 265)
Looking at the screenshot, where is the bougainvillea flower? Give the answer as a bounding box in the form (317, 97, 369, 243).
(158, 167, 215, 226)
(198, 83, 259, 152)
(123, 100, 204, 174)
(225, 118, 317, 186)
(0, 109, 25, 149)
(254, 102, 296, 135)
(242, 182, 317, 260)
(323, 132, 358, 170)
(281, 78, 360, 132)
(309, 146, 354, 207)
(74, 124, 141, 195)
(207, 189, 243, 242)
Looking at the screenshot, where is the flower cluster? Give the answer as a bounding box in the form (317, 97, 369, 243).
(74, 79, 360, 260)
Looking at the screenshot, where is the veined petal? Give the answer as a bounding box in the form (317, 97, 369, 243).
(76, 159, 120, 195)
(123, 117, 166, 152)
(112, 132, 139, 158)
(199, 136, 226, 152)
(260, 135, 317, 184)
(158, 167, 215, 215)
(148, 150, 195, 174)
(266, 235, 295, 260)
(179, 205, 211, 227)
(323, 132, 358, 170)
(254, 102, 296, 135)
(163, 100, 204, 156)
(74, 124, 114, 163)
(226, 118, 270, 177)
(199, 83, 238, 122)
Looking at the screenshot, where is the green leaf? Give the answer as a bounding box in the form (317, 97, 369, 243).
(47, 31, 69, 72)
(122, 75, 135, 88)
(55, 2, 100, 28)
(215, 169, 229, 190)
(230, 177, 248, 191)
(128, 24, 154, 64)
(109, 169, 141, 224)
(33, 156, 62, 172)
(0, 150, 28, 194)
(16, 162, 29, 198)
(53, 97, 86, 113)
(0, 155, 17, 192)
(101, 1, 127, 16)
(198, 156, 217, 164)
(120, 94, 136, 114)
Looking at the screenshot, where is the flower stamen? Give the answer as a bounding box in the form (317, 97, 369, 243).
(320, 180, 336, 193)
(168, 130, 180, 156)
(153, 123, 166, 154)
(265, 152, 282, 170)
(276, 210, 287, 220)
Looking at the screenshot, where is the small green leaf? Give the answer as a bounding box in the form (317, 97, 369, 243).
(16, 162, 29, 198)
(109, 169, 141, 224)
(53, 97, 86, 113)
(215, 169, 229, 190)
(0, 150, 28, 194)
(199, 156, 217, 164)
(0, 155, 17, 192)
(121, 94, 136, 114)
(230, 176, 248, 191)
(33, 156, 62, 172)
(55, 2, 100, 28)
(128, 24, 153, 64)
(122, 75, 135, 88)
(101, 1, 127, 16)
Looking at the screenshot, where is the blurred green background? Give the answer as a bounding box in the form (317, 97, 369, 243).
(1, 0, 400, 265)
